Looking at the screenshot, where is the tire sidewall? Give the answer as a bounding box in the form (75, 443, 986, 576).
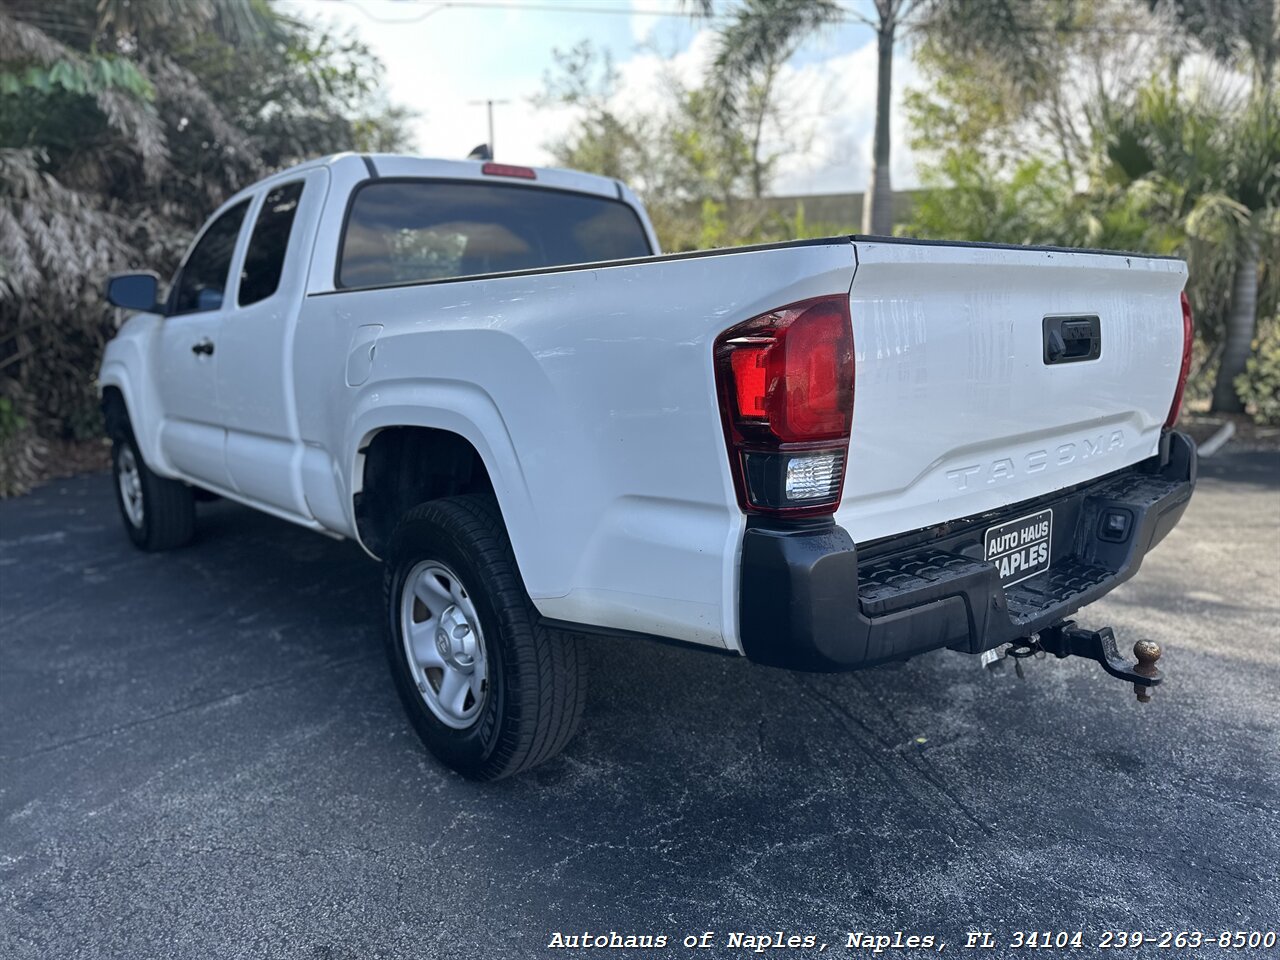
(385, 509, 512, 774)
(111, 435, 149, 549)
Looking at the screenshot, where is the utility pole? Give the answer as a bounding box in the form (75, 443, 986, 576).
(468, 99, 510, 158)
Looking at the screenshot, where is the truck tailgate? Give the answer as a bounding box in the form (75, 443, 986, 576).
(840, 239, 1189, 543)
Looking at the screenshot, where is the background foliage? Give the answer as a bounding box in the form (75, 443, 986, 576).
(0, 0, 409, 495)
(1, 0, 1276, 497)
(900, 0, 1278, 418)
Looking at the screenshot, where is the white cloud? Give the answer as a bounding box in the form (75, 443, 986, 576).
(629, 4, 656, 46)
(614, 26, 718, 109)
(628, 0, 696, 48)
(769, 40, 922, 195)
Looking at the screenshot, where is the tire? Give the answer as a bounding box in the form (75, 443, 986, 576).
(109, 431, 196, 551)
(384, 495, 587, 780)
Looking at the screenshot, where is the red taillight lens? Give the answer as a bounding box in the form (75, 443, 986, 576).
(730, 346, 770, 419)
(714, 296, 854, 517)
(481, 162, 536, 180)
(1165, 291, 1194, 429)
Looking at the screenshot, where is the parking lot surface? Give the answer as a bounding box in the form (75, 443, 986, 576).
(2, 452, 1278, 958)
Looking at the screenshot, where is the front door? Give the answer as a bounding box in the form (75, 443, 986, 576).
(155, 199, 250, 489)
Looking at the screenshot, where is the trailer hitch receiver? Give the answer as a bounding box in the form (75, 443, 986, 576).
(1037, 620, 1164, 703)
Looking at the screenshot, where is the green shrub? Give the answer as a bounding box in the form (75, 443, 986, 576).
(0, 387, 47, 498)
(1235, 317, 1280, 425)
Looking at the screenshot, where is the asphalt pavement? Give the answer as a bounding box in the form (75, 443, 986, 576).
(2, 452, 1278, 959)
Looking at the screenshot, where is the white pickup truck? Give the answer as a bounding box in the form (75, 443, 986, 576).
(99, 153, 1196, 779)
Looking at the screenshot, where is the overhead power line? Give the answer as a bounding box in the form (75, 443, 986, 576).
(345, 1, 705, 24)
(343, 0, 1173, 36)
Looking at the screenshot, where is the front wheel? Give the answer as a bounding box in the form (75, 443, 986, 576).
(384, 495, 587, 780)
(110, 433, 196, 551)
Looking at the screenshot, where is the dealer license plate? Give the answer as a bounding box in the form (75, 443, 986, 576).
(984, 508, 1053, 587)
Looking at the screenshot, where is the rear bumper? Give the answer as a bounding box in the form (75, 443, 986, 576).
(738, 431, 1196, 671)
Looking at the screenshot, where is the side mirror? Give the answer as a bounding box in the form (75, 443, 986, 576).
(105, 272, 162, 313)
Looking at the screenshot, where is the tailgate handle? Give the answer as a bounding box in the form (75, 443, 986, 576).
(1043, 315, 1101, 364)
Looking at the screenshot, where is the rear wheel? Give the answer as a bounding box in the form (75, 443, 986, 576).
(109, 431, 196, 551)
(384, 495, 587, 780)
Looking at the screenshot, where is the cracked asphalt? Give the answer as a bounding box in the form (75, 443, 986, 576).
(1, 452, 1278, 959)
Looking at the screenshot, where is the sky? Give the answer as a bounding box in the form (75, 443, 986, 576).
(277, 0, 923, 197)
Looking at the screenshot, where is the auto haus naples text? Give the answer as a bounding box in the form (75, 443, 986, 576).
(546, 930, 943, 951)
(984, 513, 1052, 581)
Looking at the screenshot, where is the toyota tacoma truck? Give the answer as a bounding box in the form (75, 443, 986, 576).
(99, 153, 1196, 780)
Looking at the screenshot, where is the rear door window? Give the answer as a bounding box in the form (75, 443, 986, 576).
(239, 181, 305, 307)
(337, 179, 652, 290)
(171, 200, 250, 315)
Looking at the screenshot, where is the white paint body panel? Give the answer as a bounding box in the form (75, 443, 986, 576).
(99, 154, 1189, 654)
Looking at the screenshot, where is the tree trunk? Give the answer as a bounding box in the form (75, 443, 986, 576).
(750, 104, 766, 199)
(861, 21, 895, 235)
(749, 63, 776, 200)
(1211, 228, 1260, 414)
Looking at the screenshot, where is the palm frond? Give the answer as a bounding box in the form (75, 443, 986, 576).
(94, 0, 288, 49)
(0, 10, 74, 65)
(94, 87, 169, 182)
(708, 0, 840, 125)
(145, 55, 262, 174)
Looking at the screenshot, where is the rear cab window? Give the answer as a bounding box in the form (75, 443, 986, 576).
(337, 179, 653, 290)
(239, 181, 305, 307)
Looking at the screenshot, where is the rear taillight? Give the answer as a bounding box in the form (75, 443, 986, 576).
(714, 296, 854, 517)
(1165, 291, 1194, 429)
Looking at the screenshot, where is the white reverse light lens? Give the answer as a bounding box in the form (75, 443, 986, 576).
(785, 452, 842, 501)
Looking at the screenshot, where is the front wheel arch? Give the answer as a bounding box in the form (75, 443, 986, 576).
(101, 385, 131, 441)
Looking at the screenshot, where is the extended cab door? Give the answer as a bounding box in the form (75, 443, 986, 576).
(155, 199, 251, 488)
(215, 168, 328, 516)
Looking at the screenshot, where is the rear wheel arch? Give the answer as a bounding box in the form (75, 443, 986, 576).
(353, 425, 502, 559)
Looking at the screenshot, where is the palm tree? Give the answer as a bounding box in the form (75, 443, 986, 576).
(849, 0, 921, 234)
(700, 0, 841, 199)
(1143, 0, 1280, 411)
(0, 0, 408, 495)
(1154, 0, 1278, 96)
(691, 0, 925, 232)
(1203, 91, 1279, 412)
(1101, 81, 1279, 413)
(694, 1, 1057, 234)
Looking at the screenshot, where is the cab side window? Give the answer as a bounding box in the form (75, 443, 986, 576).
(239, 181, 305, 307)
(171, 200, 250, 315)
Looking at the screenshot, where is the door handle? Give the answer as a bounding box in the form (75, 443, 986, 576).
(191, 339, 215, 356)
